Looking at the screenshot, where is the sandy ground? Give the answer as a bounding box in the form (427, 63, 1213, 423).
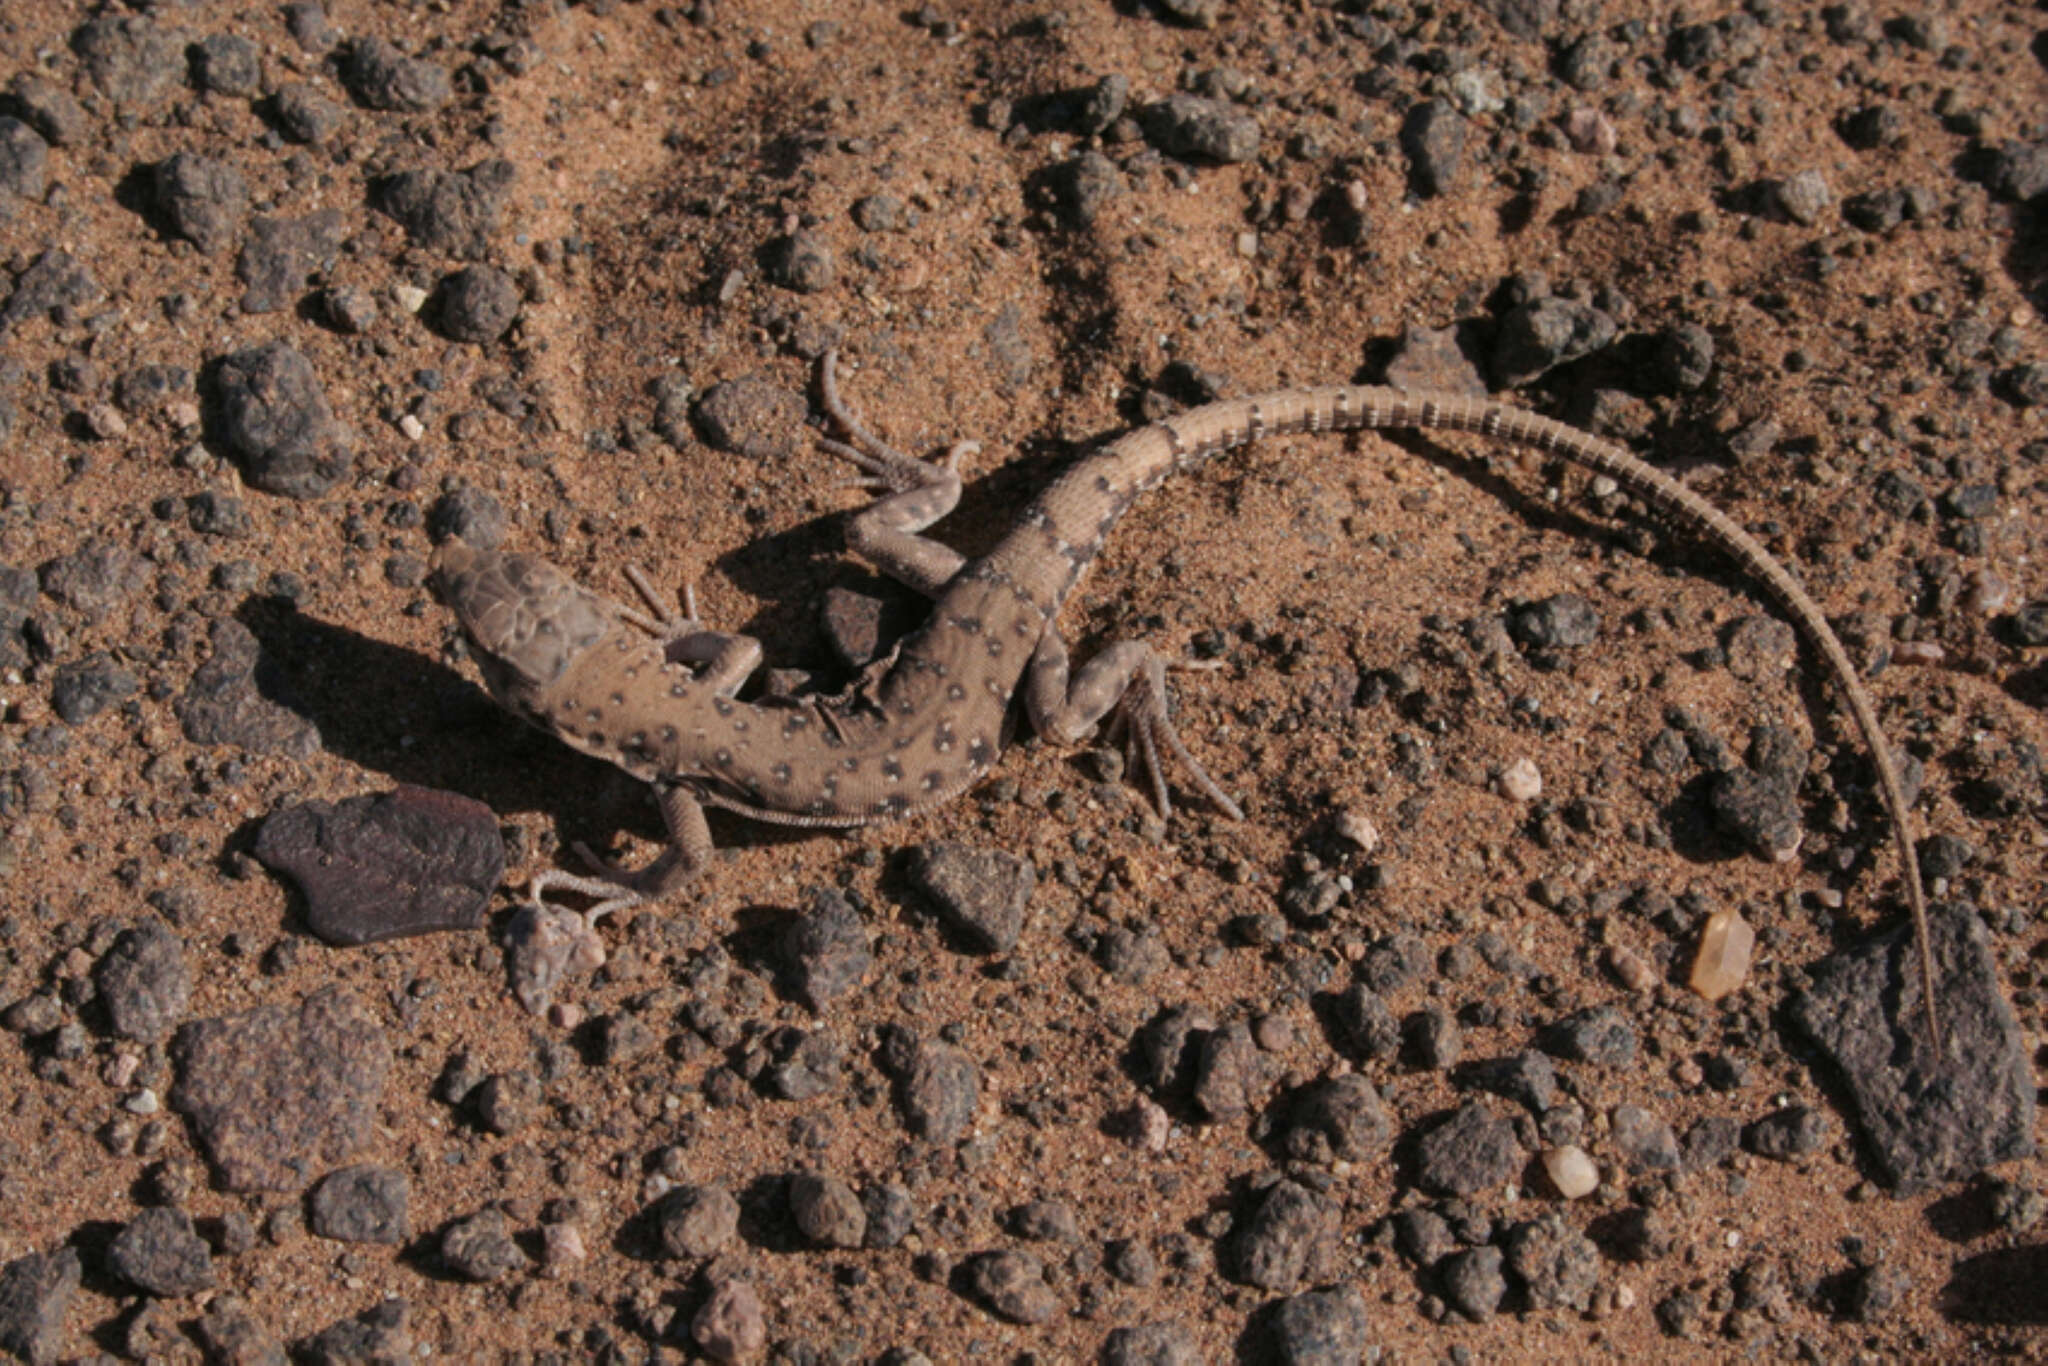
(0, 0, 2044, 1360)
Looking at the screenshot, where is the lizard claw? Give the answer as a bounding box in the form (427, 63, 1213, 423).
(1106, 655, 1245, 823)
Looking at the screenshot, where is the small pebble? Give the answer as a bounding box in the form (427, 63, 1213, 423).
(1542, 1144, 1599, 1199)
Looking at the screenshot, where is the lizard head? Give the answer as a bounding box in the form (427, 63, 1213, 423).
(431, 540, 618, 719)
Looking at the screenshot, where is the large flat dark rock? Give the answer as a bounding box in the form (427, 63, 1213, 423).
(1789, 902, 2034, 1193)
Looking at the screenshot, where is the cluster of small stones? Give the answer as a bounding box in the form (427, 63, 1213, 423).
(0, 0, 2042, 1360)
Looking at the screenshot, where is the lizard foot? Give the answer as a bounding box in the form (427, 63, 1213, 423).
(818, 348, 976, 491)
(617, 565, 707, 644)
(1106, 654, 1245, 823)
(503, 865, 656, 1014)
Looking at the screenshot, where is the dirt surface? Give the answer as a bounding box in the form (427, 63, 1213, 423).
(1, 0, 2045, 1360)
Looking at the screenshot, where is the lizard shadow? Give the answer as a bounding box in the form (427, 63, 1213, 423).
(227, 596, 815, 871)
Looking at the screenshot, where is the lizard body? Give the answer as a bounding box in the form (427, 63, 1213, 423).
(434, 351, 1935, 1039)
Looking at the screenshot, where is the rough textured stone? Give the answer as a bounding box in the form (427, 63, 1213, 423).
(1414, 1102, 1521, 1196)
(788, 1173, 866, 1249)
(1236, 1180, 1337, 1291)
(237, 210, 346, 313)
(73, 15, 185, 107)
(95, 923, 190, 1042)
(1268, 1283, 1371, 1363)
(0, 118, 47, 201)
(371, 160, 513, 258)
(692, 1277, 765, 1361)
(694, 378, 805, 459)
(211, 338, 353, 497)
(344, 38, 451, 112)
(896, 1039, 979, 1143)
(153, 152, 247, 253)
(1281, 1075, 1391, 1164)
(0, 1247, 79, 1365)
(1789, 902, 2034, 1190)
(108, 1207, 214, 1297)
(1143, 94, 1260, 163)
(1493, 298, 1618, 387)
(654, 1184, 739, 1259)
(169, 987, 390, 1192)
(176, 619, 321, 757)
(309, 1165, 410, 1244)
(965, 1250, 1058, 1324)
(1, 251, 102, 336)
(435, 265, 521, 343)
(782, 886, 871, 1012)
(253, 786, 501, 945)
(438, 1207, 527, 1281)
(301, 1298, 411, 1363)
(906, 841, 1035, 953)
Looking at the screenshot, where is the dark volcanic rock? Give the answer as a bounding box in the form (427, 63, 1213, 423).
(238, 210, 346, 313)
(435, 265, 522, 343)
(1414, 1102, 1521, 1196)
(1281, 1075, 1391, 1164)
(5, 75, 89, 147)
(1143, 94, 1260, 163)
(371, 159, 514, 258)
(0, 118, 47, 201)
(1, 250, 102, 336)
(74, 15, 186, 108)
(271, 83, 346, 144)
(176, 619, 321, 757)
(1400, 99, 1466, 197)
(1493, 297, 1618, 387)
(169, 987, 390, 1192)
(309, 1165, 410, 1244)
(253, 786, 501, 946)
(906, 841, 1036, 953)
(1236, 1180, 1337, 1291)
(0, 1246, 79, 1365)
(896, 1038, 979, 1144)
(1789, 901, 2035, 1191)
(1504, 1212, 1601, 1311)
(1267, 1283, 1371, 1363)
(154, 152, 248, 253)
(345, 38, 451, 112)
(95, 922, 191, 1041)
(439, 1208, 527, 1282)
(211, 338, 353, 497)
(193, 33, 263, 97)
(302, 1298, 411, 1362)
(783, 886, 871, 1012)
(108, 1207, 214, 1297)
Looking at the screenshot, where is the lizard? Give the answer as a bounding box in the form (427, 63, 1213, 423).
(432, 348, 1936, 1042)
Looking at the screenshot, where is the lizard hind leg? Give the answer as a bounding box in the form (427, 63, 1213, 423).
(1025, 633, 1243, 822)
(818, 351, 976, 597)
(506, 785, 713, 1013)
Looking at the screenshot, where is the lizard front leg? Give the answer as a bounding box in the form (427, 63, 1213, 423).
(820, 349, 974, 598)
(1024, 630, 1243, 821)
(620, 568, 764, 693)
